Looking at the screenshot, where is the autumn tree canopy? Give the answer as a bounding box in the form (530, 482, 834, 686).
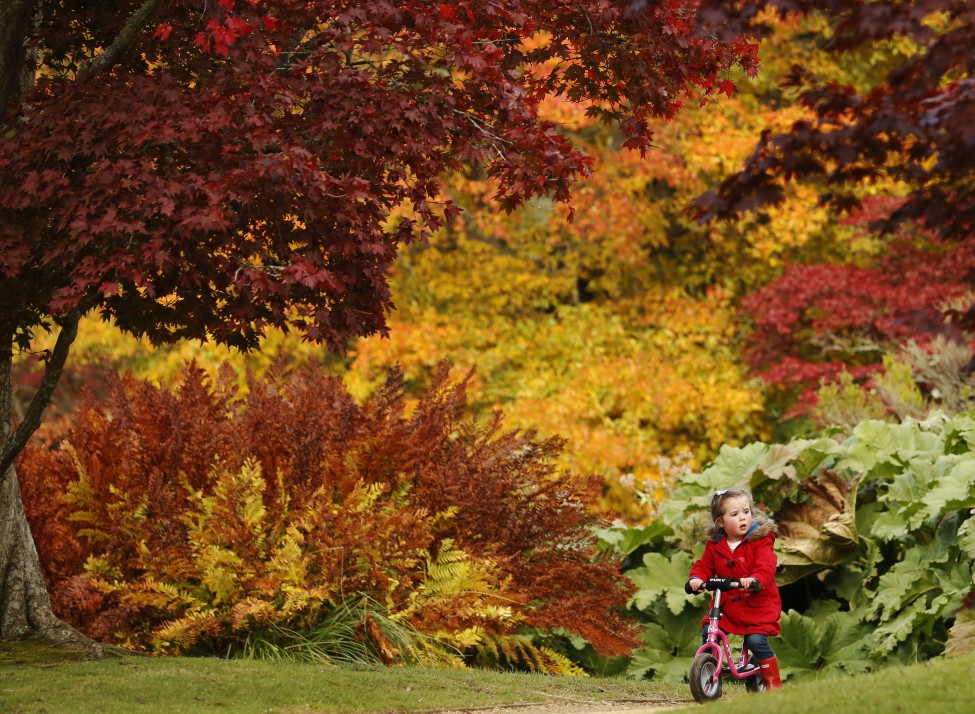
(694, 0, 974, 239)
(682, 0, 975, 418)
(0, 0, 760, 644)
(1, 0, 760, 353)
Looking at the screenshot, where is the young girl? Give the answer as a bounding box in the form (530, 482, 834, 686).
(687, 488, 783, 689)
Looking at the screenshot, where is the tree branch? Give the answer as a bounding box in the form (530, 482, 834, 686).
(0, 312, 80, 481)
(77, 0, 168, 79)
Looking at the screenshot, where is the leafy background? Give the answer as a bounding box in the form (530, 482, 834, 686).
(11, 8, 975, 679)
(611, 413, 975, 681)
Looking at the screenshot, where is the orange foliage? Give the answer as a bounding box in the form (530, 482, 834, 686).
(18, 362, 637, 659)
(25, 13, 890, 529)
(336, 14, 898, 522)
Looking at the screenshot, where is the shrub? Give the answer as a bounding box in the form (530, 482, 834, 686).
(19, 362, 637, 670)
(609, 412, 975, 681)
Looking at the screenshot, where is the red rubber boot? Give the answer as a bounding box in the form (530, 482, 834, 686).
(758, 657, 783, 690)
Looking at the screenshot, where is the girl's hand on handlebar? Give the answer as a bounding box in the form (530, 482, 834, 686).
(688, 578, 705, 593)
(739, 577, 760, 591)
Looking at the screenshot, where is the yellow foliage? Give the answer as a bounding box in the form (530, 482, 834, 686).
(196, 545, 245, 605)
(81, 554, 120, 580)
(230, 598, 278, 630)
(115, 576, 197, 612)
(439, 626, 484, 649)
(39, 10, 917, 529)
(153, 610, 222, 652)
(396, 539, 522, 655)
(21, 313, 339, 400)
(267, 530, 309, 586)
(347, 481, 386, 514)
(473, 634, 588, 676)
(345, 292, 767, 520)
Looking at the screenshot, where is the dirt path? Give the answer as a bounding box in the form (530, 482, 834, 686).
(433, 692, 696, 714)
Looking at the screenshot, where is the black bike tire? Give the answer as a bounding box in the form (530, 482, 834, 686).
(744, 654, 767, 693)
(688, 652, 722, 702)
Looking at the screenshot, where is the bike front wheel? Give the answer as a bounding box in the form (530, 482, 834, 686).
(689, 652, 722, 702)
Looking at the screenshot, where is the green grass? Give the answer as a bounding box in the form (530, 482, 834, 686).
(668, 654, 975, 714)
(1, 643, 973, 714)
(0, 643, 688, 714)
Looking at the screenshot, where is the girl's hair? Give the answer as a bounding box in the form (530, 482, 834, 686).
(705, 488, 770, 541)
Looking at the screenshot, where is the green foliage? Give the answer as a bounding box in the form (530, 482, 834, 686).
(627, 552, 697, 616)
(814, 372, 892, 431)
(611, 546, 705, 682)
(813, 338, 975, 435)
(237, 596, 457, 667)
(17, 362, 638, 671)
(609, 412, 975, 681)
(624, 599, 704, 682)
(522, 627, 632, 677)
(774, 603, 874, 678)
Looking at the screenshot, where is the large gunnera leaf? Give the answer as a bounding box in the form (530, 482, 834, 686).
(775, 469, 859, 585)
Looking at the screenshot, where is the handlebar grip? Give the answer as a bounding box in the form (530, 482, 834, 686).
(685, 578, 760, 594)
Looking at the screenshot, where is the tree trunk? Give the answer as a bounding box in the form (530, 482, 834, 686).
(1, 0, 160, 654)
(0, 0, 40, 114)
(0, 321, 101, 652)
(0, 462, 97, 650)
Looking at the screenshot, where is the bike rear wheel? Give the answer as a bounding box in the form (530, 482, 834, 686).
(689, 653, 722, 702)
(745, 668, 768, 693)
(744, 654, 767, 693)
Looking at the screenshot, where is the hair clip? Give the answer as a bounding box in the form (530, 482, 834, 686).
(714, 489, 728, 496)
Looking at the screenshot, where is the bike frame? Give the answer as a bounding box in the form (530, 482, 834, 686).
(694, 586, 760, 683)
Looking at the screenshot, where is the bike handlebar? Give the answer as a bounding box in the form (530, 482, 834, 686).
(685, 577, 761, 594)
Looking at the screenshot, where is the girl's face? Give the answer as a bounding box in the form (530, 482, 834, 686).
(716, 495, 753, 540)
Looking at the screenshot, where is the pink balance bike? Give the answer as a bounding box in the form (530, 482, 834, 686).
(684, 577, 767, 702)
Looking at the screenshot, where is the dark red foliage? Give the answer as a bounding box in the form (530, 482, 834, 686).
(692, 0, 975, 244)
(0, 2, 761, 635)
(1, 0, 760, 353)
(741, 235, 975, 402)
(664, 0, 975, 410)
(18, 362, 638, 655)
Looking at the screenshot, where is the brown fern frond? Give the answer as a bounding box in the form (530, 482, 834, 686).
(472, 634, 587, 675)
(18, 361, 636, 665)
(230, 598, 278, 630)
(154, 610, 223, 653)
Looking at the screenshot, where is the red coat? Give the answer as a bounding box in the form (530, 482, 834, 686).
(688, 520, 782, 636)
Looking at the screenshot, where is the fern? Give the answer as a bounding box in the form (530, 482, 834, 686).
(472, 634, 588, 675)
(18, 362, 637, 665)
(265, 529, 309, 586)
(118, 576, 200, 612)
(422, 539, 495, 596)
(154, 610, 223, 652)
(230, 598, 277, 630)
(237, 596, 461, 667)
(195, 545, 245, 605)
